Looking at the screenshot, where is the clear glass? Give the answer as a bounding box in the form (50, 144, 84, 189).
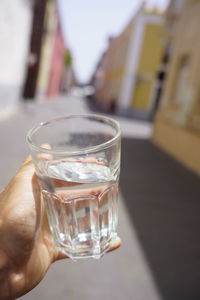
(27, 114, 121, 260)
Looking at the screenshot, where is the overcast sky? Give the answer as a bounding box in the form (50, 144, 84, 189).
(58, 0, 169, 84)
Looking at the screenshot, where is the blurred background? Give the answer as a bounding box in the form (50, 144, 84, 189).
(1, 0, 200, 299)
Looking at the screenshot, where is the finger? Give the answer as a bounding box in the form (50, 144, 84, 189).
(20, 144, 52, 170)
(23, 155, 32, 164)
(20, 155, 33, 170)
(82, 157, 106, 165)
(50, 157, 106, 165)
(37, 143, 53, 161)
(19, 155, 34, 173)
(53, 250, 69, 262)
(107, 236, 121, 253)
(41, 143, 51, 150)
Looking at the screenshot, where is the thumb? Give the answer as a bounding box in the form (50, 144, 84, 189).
(17, 156, 34, 179)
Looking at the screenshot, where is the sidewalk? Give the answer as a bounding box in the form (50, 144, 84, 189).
(1, 96, 200, 300)
(121, 137, 200, 300)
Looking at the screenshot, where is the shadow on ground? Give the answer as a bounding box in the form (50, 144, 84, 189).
(86, 97, 152, 121)
(120, 137, 200, 300)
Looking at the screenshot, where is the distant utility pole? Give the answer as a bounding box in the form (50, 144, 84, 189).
(22, 0, 47, 100)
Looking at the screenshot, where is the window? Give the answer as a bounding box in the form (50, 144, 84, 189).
(174, 56, 190, 106)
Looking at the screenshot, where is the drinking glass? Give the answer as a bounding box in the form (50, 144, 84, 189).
(27, 114, 121, 260)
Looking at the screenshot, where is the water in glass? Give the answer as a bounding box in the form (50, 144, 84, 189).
(39, 160, 119, 259)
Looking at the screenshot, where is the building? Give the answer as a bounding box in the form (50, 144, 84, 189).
(62, 50, 77, 93)
(37, 0, 67, 99)
(23, 0, 48, 100)
(0, 0, 33, 117)
(23, 0, 66, 100)
(93, 4, 164, 119)
(152, 0, 200, 175)
(119, 5, 164, 119)
(46, 21, 66, 98)
(93, 31, 131, 113)
(36, 0, 58, 99)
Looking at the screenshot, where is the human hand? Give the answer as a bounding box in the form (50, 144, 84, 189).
(0, 157, 121, 299)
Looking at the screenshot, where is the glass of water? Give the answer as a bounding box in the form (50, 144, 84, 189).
(27, 114, 121, 260)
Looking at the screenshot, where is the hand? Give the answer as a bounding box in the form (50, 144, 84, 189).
(0, 157, 121, 299)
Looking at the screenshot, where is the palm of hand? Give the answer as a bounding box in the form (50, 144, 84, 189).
(0, 158, 57, 299)
(0, 157, 120, 300)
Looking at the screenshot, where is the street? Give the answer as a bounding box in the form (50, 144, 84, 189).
(1, 96, 200, 300)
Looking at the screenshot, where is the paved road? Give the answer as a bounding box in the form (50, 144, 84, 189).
(0, 96, 152, 188)
(1, 96, 200, 300)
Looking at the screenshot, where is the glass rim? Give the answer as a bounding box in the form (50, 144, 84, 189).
(26, 114, 121, 156)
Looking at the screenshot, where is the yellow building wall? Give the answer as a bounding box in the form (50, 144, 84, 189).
(152, 0, 200, 175)
(153, 118, 200, 175)
(131, 24, 163, 110)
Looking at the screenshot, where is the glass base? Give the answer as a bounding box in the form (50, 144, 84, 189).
(56, 235, 117, 260)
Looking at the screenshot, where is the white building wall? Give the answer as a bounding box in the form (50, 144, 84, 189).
(0, 0, 33, 117)
(118, 14, 145, 109)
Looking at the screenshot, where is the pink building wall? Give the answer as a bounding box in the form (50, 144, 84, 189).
(46, 21, 65, 98)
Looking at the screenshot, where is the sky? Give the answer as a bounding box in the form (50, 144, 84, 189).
(58, 0, 169, 84)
